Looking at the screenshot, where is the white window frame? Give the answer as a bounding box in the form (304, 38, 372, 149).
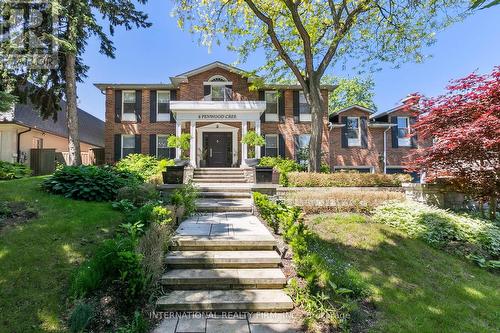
(346, 117, 361, 147)
(397, 117, 411, 147)
(298, 92, 311, 122)
(265, 134, 279, 157)
(156, 91, 171, 122)
(297, 134, 310, 167)
(121, 134, 136, 158)
(204, 76, 233, 102)
(122, 90, 136, 122)
(156, 134, 170, 158)
(264, 91, 279, 122)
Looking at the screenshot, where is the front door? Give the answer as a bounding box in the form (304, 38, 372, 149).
(203, 132, 232, 167)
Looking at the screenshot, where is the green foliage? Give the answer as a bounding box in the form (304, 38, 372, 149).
(287, 171, 412, 187)
(0, 161, 31, 180)
(68, 302, 94, 333)
(42, 165, 140, 202)
(258, 157, 303, 186)
(167, 181, 199, 217)
(0, 91, 18, 113)
(241, 131, 265, 158)
(470, 0, 500, 9)
(115, 154, 173, 182)
(326, 76, 376, 114)
(253, 192, 368, 327)
(0, 201, 11, 217)
(167, 134, 191, 159)
(116, 183, 160, 207)
(115, 311, 149, 333)
(373, 201, 500, 268)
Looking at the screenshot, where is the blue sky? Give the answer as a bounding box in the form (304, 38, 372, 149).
(77, 3, 500, 120)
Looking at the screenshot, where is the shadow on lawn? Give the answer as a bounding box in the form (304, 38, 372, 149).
(306, 218, 499, 333)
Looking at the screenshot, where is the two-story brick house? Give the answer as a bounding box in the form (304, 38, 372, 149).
(95, 61, 421, 179)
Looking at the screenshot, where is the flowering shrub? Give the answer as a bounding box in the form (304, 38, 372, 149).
(373, 201, 500, 268)
(287, 171, 411, 187)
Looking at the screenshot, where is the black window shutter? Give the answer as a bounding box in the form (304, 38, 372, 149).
(260, 144, 266, 157)
(410, 117, 417, 148)
(114, 90, 122, 123)
(114, 134, 121, 162)
(278, 90, 285, 123)
(293, 91, 300, 123)
(149, 134, 157, 157)
(279, 134, 286, 158)
(293, 135, 300, 161)
(204, 85, 211, 97)
(150, 90, 157, 123)
(391, 117, 399, 148)
(135, 90, 142, 123)
(361, 116, 368, 148)
(135, 134, 141, 153)
(259, 90, 266, 123)
(169, 90, 177, 123)
(341, 117, 348, 148)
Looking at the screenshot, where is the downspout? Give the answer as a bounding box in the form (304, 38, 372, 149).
(17, 127, 32, 163)
(383, 125, 394, 174)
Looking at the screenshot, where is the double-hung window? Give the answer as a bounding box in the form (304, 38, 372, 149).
(265, 91, 278, 122)
(265, 134, 278, 157)
(346, 117, 361, 147)
(397, 117, 411, 147)
(297, 134, 310, 167)
(211, 85, 224, 101)
(157, 91, 171, 121)
(156, 135, 171, 159)
(299, 92, 311, 122)
(122, 135, 136, 158)
(122, 91, 136, 121)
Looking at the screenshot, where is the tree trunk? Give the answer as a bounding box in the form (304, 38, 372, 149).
(308, 79, 326, 172)
(65, 52, 82, 166)
(489, 195, 497, 221)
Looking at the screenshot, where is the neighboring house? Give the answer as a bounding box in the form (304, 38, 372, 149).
(95, 61, 334, 167)
(329, 96, 423, 180)
(0, 100, 104, 166)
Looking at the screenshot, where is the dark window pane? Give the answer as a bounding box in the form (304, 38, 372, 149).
(266, 148, 278, 157)
(122, 148, 135, 158)
(123, 103, 135, 114)
(158, 103, 169, 114)
(157, 148, 170, 159)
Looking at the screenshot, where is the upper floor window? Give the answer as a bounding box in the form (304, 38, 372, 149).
(397, 117, 411, 147)
(346, 117, 361, 147)
(265, 91, 278, 122)
(157, 91, 171, 121)
(122, 135, 136, 158)
(265, 134, 278, 157)
(299, 92, 311, 121)
(122, 91, 136, 121)
(205, 75, 232, 101)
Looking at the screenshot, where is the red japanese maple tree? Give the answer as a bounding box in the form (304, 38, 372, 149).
(409, 67, 500, 219)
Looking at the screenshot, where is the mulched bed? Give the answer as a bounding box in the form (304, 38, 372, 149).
(0, 201, 37, 232)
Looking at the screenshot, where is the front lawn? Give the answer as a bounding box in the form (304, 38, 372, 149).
(0, 177, 122, 332)
(306, 213, 500, 333)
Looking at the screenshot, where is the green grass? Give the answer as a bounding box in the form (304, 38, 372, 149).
(0, 177, 123, 332)
(307, 213, 500, 333)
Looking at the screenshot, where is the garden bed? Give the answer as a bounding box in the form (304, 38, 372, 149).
(0, 201, 37, 232)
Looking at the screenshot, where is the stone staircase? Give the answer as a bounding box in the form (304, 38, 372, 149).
(155, 174, 293, 314)
(192, 168, 248, 184)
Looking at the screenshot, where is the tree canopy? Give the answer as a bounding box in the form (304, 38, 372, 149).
(327, 76, 376, 114)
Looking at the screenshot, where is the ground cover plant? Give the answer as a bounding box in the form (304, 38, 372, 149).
(0, 177, 122, 332)
(282, 188, 405, 214)
(306, 213, 500, 332)
(373, 201, 500, 269)
(0, 160, 31, 179)
(253, 192, 368, 330)
(115, 153, 174, 184)
(287, 171, 412, 187)
(42, 165, 140, 201)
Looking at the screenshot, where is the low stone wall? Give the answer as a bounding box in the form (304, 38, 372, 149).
(402, 183, 469, 210)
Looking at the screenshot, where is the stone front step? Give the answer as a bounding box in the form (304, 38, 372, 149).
(193, 178, 249, 183)
(194, 170, 245, 175)
(166, 250, 281, 268)
(198, 192, 251, 199)
(195, 185, 252, 192)
(161, 268, 286, 289)
(156, 289, 294, 312)
(172, 236, 276, 251)
(196, 198, 253, 212)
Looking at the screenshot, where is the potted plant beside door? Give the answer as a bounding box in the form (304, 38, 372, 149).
(241, 131, 265, 167)
(162, 133, 191, 184)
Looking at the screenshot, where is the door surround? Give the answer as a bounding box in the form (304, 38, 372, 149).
(197, 123, 239, 167)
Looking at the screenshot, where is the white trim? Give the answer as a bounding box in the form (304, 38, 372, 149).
(121, 90, 136, 122)
(333, 165, 375, 173)
(397, 116, 411, 147)
(346, 116, 361, 147)
(265, 134, 279, 157)
(121, 134, 135, 159)
(156, 134, 169, 158)
(196, 123, 239, 167)
(335, 105, 375, 114)
(156, 90, 171, 122)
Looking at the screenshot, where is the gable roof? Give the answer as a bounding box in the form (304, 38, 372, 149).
(171, 61, 257, 85)
(334, 105, 375, 114)
(2, 102, 104, 147)
(371, 95, 419, 120)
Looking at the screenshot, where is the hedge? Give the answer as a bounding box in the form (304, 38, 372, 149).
(287, 171, 411, 187)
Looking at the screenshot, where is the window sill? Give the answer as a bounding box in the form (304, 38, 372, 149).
(265, 114, 279, 122)
(122, 114, 137, 122)
(157, 114, 171, 122)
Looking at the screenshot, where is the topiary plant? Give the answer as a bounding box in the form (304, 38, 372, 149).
(241, 131, 265, 159)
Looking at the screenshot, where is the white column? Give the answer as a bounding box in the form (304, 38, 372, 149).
(189, 121, 196, 167)
(175, 121, 182, 159)
(255, 120, 261, 159)
(241, 121, 248, 167)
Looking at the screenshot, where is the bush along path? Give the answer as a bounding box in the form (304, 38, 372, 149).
(153, 178, 299, 333)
